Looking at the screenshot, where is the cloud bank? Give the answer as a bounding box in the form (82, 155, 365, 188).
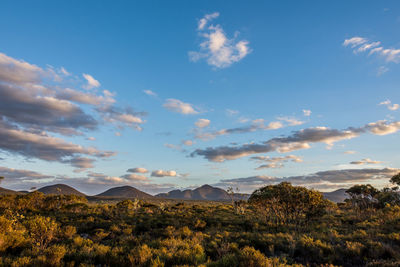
(215, 168, 399, 192)
(0, 52, 145, 171)
(192, 120, 400, 162)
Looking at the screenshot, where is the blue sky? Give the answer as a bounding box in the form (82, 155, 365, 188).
(0, 1, 400, 194)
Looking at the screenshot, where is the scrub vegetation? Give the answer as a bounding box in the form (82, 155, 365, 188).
(0, 174, 400, 266)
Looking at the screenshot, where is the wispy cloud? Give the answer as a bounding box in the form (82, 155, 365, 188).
(0, 166, 53, 181)
(192, 120, 400, 162)
(195, 118, 210, 128)
(97, 105, 146, 131)
(215, 168, 399, 192)
(276, 117, 304, 126)
(120, 173, 149, 181)
(303, 109, 312, 116)
(127, 167, 149, 173)
(82, 73, 100, 89)
(60, 67, 70, 76)
(251, 155, 303, 170)
(151, 170, 177, 177)
(377, 66, 389, 76)
(344, 36, 400, 63)
(350, 158, 382, 165)
(164, 143, 184, 152)
(183, 140, 194, 146)
(143, 89, 157, 97)
(189, 13, 251, 68)
(194, 116, 304, 141)
(65, 157, 95, 173)
(226, 109, 239, 116)
(379, 100, 399, 111)
(197, 12, 219, 30)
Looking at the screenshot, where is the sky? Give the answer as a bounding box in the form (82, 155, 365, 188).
(0, 0, 400, 195)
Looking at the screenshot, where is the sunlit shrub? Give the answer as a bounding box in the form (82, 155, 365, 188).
(63, 225, 77, 239)
(128, 244, 153, 266)
(24, 215, 59, 250)
(43, 244, 67, 266)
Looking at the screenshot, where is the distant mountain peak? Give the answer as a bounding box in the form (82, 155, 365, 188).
(96, 185, 153, 199)
(37, 184, 86, 196)
(323, 188, 349, 203)
(0, 187, 19, 195)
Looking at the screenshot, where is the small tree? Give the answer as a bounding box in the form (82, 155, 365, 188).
(0, 176, 4, 184)
(249, 182, 328, 226)
(346, 184, 379, 210)
(376, 187, 400, 207)
(374, 173, 400, 207)
(390, 172, 400, 187)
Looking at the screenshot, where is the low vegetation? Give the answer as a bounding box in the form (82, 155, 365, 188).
(0, 174, 400, 266)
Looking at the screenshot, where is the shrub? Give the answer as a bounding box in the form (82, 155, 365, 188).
(24, 215, 59, 250)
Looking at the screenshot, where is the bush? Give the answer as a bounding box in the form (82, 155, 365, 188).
(24, 215, 59, 250)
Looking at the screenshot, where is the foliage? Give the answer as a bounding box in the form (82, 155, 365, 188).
(0, 184, 399, 266)
(390, 172, 400, 186)
(248, 182, 329, 226)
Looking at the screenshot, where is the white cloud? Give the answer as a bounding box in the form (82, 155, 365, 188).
(164, 143, 182, 151)
(355, 41, 381, 53)
(379, 100, 399, 111)
(163, 98, 199, 114)
(343, 37, 368, 47)
(183, 140, 194, 146)
(303, 109, 312, 116)
(127, 167, 149, 173)
(57, 88, 114, 105)
(238, 116, 250, 123)
(350, 158, 382, 165)
(189, 13, 251, 68)
(0, 52, 44, 84)
(82, 73, 100, 89)
(60, 67, 70, 76)
(251, 155, 303, 170)
(277, 117, 305, 126)
(377, 66, 389, 76)
(121, 173, 148, 181)
(198, 12, 219, 30)
(151, 170, 177, 177)
(97, 105, 145, 131)
(143, 89, 157, 97)
(344, 150, 357, 154)
(195, 118, 210, 128)
(194, 117, 304, 141)
(344, 36, 400, 63)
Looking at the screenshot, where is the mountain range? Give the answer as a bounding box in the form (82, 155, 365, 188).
(156, 184, 248, 201)
(0, 184, 349, 202)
